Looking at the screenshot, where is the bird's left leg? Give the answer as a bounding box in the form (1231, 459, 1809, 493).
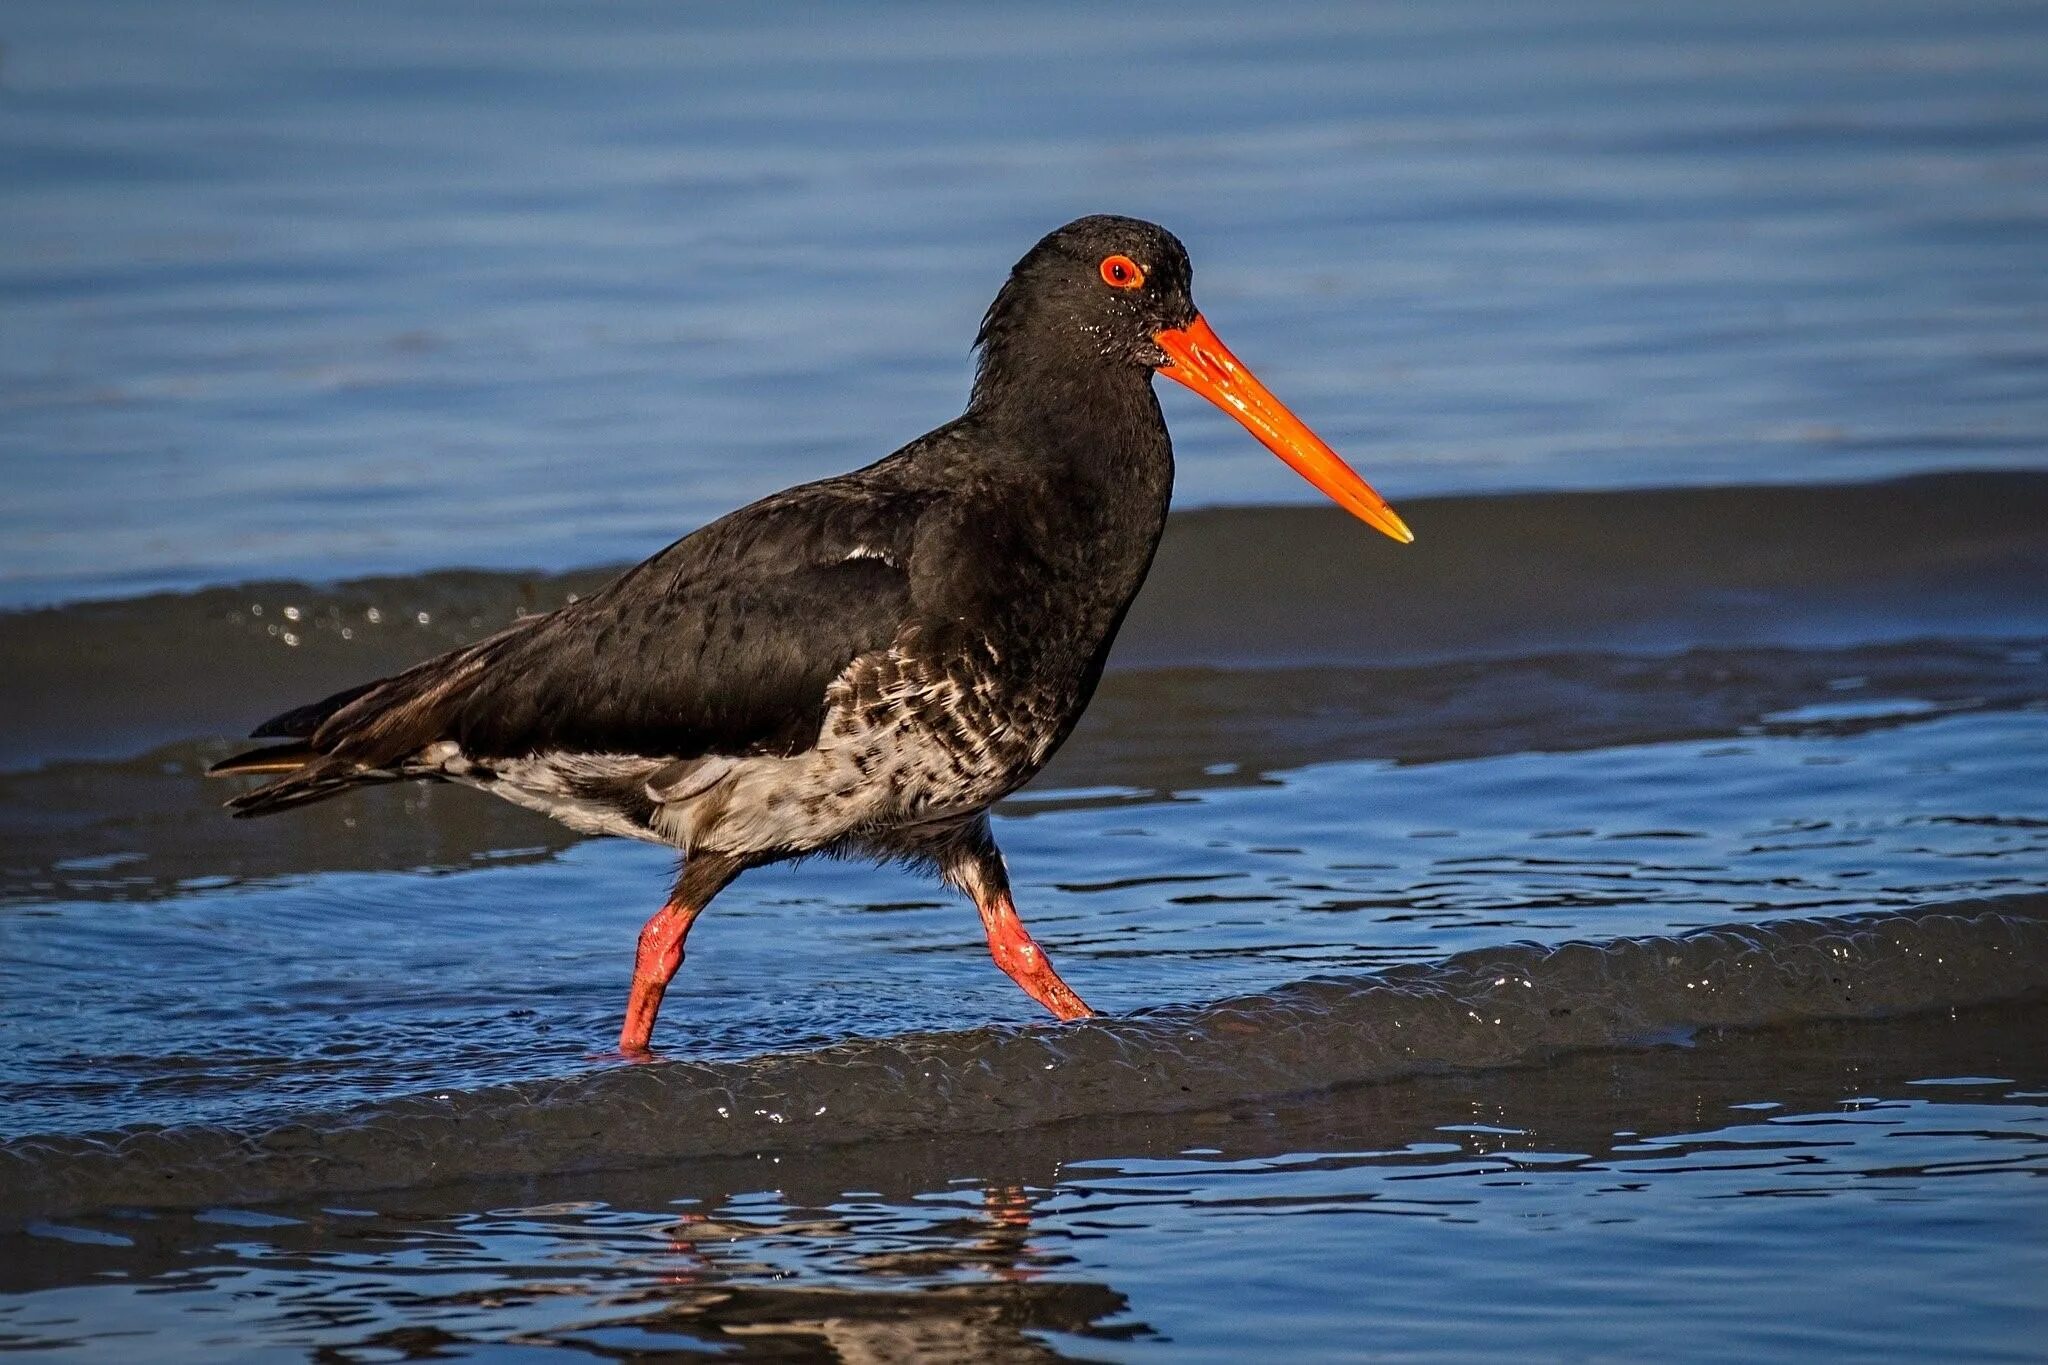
(619, 851, 748, 1054)
(942, 819, 1094, 1021)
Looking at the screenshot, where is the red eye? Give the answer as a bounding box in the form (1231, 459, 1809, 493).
(1099, 254, 1145, 290)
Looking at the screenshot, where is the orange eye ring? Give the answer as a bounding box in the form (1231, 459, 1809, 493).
(1099, 254, 1145, 290)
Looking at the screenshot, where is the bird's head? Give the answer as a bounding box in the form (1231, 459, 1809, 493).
(975, 214, 1413, 545)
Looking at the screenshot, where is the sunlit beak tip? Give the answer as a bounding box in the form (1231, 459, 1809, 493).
(1350, 501, 1414, 545)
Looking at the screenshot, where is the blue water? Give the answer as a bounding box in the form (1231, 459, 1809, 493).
(5, 0, 2046, 604)
(3, 0, 2047, 1358)
(5, 705, 2042, 1137)
(7, 1026, 2046, 1361)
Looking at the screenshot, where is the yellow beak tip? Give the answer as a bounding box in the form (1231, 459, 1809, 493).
(1374, 510, 1416, 545)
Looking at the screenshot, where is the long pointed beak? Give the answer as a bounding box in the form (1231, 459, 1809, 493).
(1154, 315, 1414, 545)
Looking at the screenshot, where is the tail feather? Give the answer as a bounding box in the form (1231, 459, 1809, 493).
(250, 680, 383, 739)
(210, 742, 400, 819)
(207, 742, 318, 777)
(218, 757, 401, 819)
(213, 668, 423, 818)
(213, 620, 530, 820)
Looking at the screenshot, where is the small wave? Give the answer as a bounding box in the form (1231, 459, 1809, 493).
(5, 893, 2041, 1224)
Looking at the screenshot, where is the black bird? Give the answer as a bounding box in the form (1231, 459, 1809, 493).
(211, 216, 1413, 1054)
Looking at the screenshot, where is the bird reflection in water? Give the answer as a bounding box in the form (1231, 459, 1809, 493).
(564, 1181, 1136, 1360)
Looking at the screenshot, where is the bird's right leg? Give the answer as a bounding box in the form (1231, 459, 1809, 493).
(942, 820, 1095, 1022)
(619, 852, 747, 1055)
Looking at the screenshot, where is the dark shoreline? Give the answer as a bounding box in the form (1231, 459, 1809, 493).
(7, 469, 2047, 772)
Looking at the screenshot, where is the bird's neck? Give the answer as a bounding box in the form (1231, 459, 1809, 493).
(969, 340, 1171, 488)
(955, 344, 1177, 664)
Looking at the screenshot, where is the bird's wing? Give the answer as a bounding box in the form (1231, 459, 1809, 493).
(303, 475, 937, 770)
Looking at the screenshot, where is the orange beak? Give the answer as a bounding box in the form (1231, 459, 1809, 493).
(1154, 315, 1414, 544)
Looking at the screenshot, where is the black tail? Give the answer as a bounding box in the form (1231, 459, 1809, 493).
(209, 676, 402, 817)
(209, 621, 529, 820)
(207, 742, 319, 777)
(250, 680, 383, 739)
(210, 749, 401, 819)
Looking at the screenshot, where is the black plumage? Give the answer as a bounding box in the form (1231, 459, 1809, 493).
(212, 215, 1412, 1052)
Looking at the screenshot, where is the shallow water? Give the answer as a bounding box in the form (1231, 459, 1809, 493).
(6, 704, 2047, 1137)
(5, 1005, 2045, 1361)
(5, 0, 2048, 1357)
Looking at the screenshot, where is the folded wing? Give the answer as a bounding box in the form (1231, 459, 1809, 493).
(213, 477, 932, 816)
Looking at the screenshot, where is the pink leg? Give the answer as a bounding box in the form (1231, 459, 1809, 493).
(619, 898, 704, 1054)
(617, 854, 745, 1055)
(975, 889, 1094, 1020)
(946, 823, 1094, 1021)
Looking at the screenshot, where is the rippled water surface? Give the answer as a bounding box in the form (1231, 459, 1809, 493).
(5, 0, 2047, 604)
(5, 1008, 2044, 1361)
(6, 704, 2046, 1136)
(5, 0, 2048, 1357)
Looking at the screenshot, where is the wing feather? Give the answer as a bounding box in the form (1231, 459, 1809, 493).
(214, 471, 937, 815)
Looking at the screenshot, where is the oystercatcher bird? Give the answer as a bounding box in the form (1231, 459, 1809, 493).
(211, 216, 1413, 1053)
